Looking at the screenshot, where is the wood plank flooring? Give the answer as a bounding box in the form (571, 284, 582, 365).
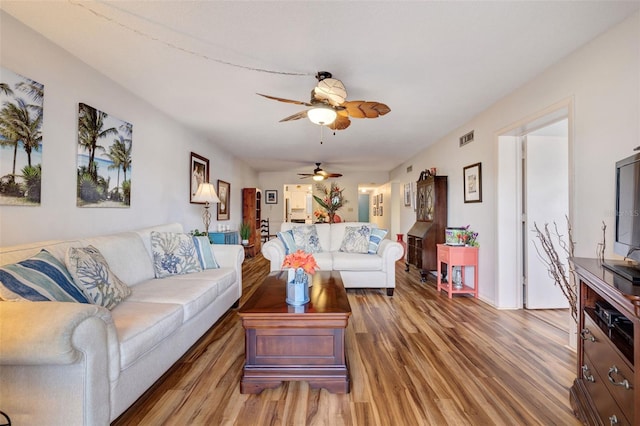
(113, 254, 580, 426)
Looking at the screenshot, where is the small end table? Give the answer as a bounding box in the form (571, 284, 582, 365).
(243, 244, 255, 258)
(436, 244, 479, 298)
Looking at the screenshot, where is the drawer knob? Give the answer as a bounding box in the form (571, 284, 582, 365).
(609, 414, 618, 425)
(607, 366, 632, 390)
(581, 365, 595, 383)
(580, 328, 596, 342)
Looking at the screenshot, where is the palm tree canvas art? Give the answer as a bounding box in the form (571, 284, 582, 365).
(77, 103, 132, 207)
(0, 67, 44, 206)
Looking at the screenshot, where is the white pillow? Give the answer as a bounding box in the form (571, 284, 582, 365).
(150, 232, 203, 278)
(292, 225, 323, 253)
(340, 225, 371, 254)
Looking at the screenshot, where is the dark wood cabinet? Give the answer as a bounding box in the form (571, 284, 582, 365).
(242, 188, 262, 251)
(570, 258, 639, 426)
(406, 175, 447, 282)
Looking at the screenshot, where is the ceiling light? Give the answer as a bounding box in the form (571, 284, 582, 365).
(312, 174, 325, 181)
(307, 105, 337, 126)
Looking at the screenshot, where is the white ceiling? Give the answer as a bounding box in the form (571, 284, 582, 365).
(2, 1, 639, 176)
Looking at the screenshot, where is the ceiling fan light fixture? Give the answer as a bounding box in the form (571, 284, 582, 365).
(307, 105, 337, 125)
(312, 174, 325, 181)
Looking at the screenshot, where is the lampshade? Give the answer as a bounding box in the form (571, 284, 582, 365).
(307, 105, 337, 125)
(192, 182, 220, 204)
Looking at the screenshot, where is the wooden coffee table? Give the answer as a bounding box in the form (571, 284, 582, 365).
(238, 270, 352, 394)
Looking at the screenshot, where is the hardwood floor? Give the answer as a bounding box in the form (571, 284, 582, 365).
(113, 254, 580, 426)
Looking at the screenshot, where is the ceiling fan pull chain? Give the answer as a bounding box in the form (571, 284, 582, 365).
(320, 125, 324, 144)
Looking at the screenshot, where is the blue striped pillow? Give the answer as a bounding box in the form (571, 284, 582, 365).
(277, 230, 297, 254)
(0, 249, 89, 303)
(192, 236, 219, 269)
(368, 228, 388, 254)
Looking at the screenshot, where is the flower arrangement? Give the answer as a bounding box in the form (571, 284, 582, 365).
(314, 209, 329, 223)
(313, 182, 347, 223)
(282, 250, 319, 275)
(460, 225, 479, 247)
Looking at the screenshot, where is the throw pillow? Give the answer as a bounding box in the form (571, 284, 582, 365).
(277, 230, 297, 254)
(0, 249, 89, 303)
(340, 225, 371, 254)
(150, 231, 203, 278)
(292, 225, 323, 253)
(192, 236, 220, 269)
(368, 228, 389, 254)
(66, 246, 132, 310)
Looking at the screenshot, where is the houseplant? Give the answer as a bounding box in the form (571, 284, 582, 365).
(313, 182, 347, 223)
(239, 222, 251, 245)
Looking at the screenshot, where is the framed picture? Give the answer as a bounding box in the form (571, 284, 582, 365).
(265, 190, 278, 204)
(190, 152, 209, 204)
(411, 182, 417, 211)
(217, 180, 230, 220)
(373, 207, 377, 216)
(379, 206, 383, 216)
(379, 193, 383, 204)
(463, 162, 482, 203)
(404, 183, 411, 206)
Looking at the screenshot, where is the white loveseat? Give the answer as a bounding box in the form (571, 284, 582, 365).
(261, 222, 403, 295)
(0, 223, 244, 425)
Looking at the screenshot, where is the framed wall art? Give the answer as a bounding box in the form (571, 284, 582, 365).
(404, 183, 411, 206)
(217, 179, 230, 220)
(190, 152, 209, 204)
(463, 162, 482, 203)
(265, 190, 277, 204)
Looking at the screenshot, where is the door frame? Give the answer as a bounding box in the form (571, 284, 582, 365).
(495, 97, 574, 309)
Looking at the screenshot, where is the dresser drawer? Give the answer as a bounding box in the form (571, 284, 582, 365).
(583, 315, 634, 424)
(582, 354, 631, 426)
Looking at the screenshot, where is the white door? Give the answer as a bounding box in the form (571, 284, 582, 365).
(523, 121, 569, 308)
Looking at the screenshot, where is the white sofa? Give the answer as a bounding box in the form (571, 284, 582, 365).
(261, 222, 403, 295)
(0, 223, 244, 425)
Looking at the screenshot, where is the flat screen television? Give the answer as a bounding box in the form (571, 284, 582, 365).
(604, 152, 640, 283)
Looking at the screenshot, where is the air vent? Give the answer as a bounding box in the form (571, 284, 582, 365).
(407, 165, 413, 173)
(460, 130, 474, 147)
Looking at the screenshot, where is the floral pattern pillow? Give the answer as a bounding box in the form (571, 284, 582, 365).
(292, 225, 323, 253)
(65, 245, 131, 310)
(150, 231, 203, 278)
(340, 225, 371, 253)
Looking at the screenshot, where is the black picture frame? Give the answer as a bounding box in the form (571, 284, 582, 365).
(463, 162, 482, 203)
(190, 152, 209, 204)
(217, 180, 230, 220)
(265, 190, 278, 204)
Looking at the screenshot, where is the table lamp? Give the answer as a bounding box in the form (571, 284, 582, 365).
(192, 182, 220, 234)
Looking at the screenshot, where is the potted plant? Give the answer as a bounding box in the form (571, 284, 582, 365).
(239, 222, 251, 245)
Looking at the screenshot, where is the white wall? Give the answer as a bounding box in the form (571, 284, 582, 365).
(0, 12, 257, 246)
(390, 11, 640, 307)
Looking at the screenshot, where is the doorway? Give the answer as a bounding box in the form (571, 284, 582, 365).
(358, 194, 370, 222)
(496, 100, 572, 309)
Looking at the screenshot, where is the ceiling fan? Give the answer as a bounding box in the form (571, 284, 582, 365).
(298, 163, 342, 181)
(257, 71, 390, 130)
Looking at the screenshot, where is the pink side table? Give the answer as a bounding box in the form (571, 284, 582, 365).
(436, 244, 479, 298)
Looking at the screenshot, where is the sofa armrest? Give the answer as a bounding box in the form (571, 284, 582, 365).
(0, 301, 116, 425)
(0, 301, 116, 366)
(261, 238, 286, 272)
(210, 244, 244, 270)
(377, 240, 404, 271)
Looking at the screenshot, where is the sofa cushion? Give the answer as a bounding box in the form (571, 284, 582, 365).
(65, 246, 132, 310)
(312, 251, 333, 271)
(340, 225, 371, 253)
(292, 225, 323, 253)
(110, 301, 183, 370)
(81, 232, 155, 286)
(192, 236, 219, 269)
(332, 251, 383, 271)
(0, 249, 89, 303)
(128, 268, 236, 321)
(150, 232, 203, 278)
(368, 228, 389, 254)
(329, 222, 377, 252)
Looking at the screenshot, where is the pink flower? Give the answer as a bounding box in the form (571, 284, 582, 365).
(282, 250, 319, 274)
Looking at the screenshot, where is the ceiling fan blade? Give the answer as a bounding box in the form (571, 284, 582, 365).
(328, 115, 351, 130)
(327, 173, 343, 178)
(257, 93, 313, 107)
(280, 110, 308, 122)
(313, 78, 347, 106)
(343, 100, 391, 119)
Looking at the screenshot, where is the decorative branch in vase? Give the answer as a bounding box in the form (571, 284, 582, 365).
(313, 182, 347, 224)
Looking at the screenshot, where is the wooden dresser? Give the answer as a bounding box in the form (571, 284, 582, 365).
(242, 188, 262, 251)
(406, 175, 447, 281)
(570, 258, 640, 425)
